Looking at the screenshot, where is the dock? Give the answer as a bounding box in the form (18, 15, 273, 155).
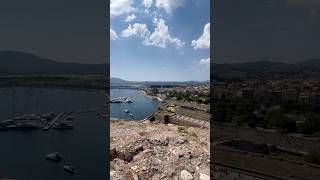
(42, 113, 64, 131)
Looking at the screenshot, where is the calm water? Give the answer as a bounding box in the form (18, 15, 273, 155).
(0, 88, 107, 180)
(110, 89, 160, 120)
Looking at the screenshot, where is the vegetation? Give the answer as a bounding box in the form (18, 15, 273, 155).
(166, 91, 210, 104)
(214, 96, 320, 135)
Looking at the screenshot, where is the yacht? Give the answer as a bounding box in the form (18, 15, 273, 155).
(124, 109, 130, 113)
(64, 165, 78, 174)
(45, 152, 63, 161)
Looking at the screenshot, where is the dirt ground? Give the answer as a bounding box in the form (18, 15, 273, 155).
(110, 120, 210, 180)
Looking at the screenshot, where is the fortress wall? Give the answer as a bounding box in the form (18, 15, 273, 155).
(212, 122, 320, 153)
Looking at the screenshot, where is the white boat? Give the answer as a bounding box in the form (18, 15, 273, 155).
(45, 152, 63, 161)
(129, 113, 134, 117)
(64, 165, 78, 174)
(110, 97, 133, 103)
(124, 110, 130, 113)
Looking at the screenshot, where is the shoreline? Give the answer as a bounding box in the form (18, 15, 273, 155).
(140, 89, 164, 102)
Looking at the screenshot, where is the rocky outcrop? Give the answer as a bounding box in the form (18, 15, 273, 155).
(110, 120, 210, 180)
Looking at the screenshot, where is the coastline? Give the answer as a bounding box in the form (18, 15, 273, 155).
(141, 89, 164, 102)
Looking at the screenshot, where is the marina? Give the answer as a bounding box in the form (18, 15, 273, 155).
(110, 89, 160, 120)
(110, 96, 133, 103)
(0, 87, 107, 180)
(0, 112, 74, 131)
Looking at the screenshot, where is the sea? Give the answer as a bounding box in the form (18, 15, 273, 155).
(110, 88, 160, 120)
(0, 87, 107, 180)
(0, 87, 160, 179)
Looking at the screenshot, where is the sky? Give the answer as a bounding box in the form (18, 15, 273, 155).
(0, 0, 107, 64)
(110, 0, 210, 82)
(214, 0, 320, 63)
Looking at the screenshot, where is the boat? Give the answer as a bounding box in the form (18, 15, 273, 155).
(124, 109, 130, 113)
(129, 113, 134, 117)
(110, 97, 133, 103)
(45, 152, 63, 161)
(64, 165, 78, 174)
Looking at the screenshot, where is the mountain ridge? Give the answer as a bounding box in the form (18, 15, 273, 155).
(0, 50, 107, 75)
(213, 59, 320, 73)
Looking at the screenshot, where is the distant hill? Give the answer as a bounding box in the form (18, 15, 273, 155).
(110, 77, 137, 85)
(0, 51, 107, 75)
(213, 59, 320, 74)
(110, 77, 208, 86)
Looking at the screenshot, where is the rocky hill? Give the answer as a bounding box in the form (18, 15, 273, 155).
(110, 120, 210, 180)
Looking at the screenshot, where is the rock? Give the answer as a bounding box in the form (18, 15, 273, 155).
(131, 165, 139, 172)
(199, 173, 210, 180)
(141, 166, 147, 171)
(132, 172, 139, 180)
(110, 148, 117, 160)
(110, 170, 116, 177)
(176, 139, 186, 144)
(111, 120, 209, 180)
(180, 170, 193, 180)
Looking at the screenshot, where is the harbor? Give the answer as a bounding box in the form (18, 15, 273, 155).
(110, 89, 160, 120)
(110, 96, 133, 103)
(0, 87, 107, 180)
(0, 112, 73, 130)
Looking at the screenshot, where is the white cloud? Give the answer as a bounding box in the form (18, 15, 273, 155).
(143, 18, 184, 49)
(155, 0, 185, 14)
(110, 0, 135, 17)
(143, 0, 153, 8)
(191, 23, 210, 50)
(199, 57, 210, 68)
(125, 14, 136, 22)
(110, 29, 118, 40)
(121, 18, 184, 49)
(121, 23, 150, 38)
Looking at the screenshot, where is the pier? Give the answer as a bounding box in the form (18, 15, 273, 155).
(42, 113, 64, 131)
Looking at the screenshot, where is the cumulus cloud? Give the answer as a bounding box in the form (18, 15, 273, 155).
(121, 18, 184, 49)
(111, 0, 135, 17)
(199, 57, 210, 68)
(143, 0, 153, 8)
(110, 29, 118, 40)
(155, 0, 185, 14)
(143, 18, 184, 49)
(121, 23, 150, 38)
(192, 23, 210, 50)
(125, 14, 136, 22)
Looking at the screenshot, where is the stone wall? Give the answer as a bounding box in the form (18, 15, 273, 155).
(169, 114, 210, 128)
(212, 122, 320, 153)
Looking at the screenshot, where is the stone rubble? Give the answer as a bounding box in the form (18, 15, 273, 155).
(110, 120, 210, 180)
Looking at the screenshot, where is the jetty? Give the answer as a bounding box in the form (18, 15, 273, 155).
(42, 112, 64, 130)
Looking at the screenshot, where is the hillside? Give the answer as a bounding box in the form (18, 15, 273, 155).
(213, 59, 320, 73)
(0, 51, 107, 75)
(110, 77, 209, 86)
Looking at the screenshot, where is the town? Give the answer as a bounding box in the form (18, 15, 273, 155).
(212, 65, 320, 179)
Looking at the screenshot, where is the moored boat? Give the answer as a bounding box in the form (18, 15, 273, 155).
(64, 165, 78, 174)
(45, 152, 63, 161)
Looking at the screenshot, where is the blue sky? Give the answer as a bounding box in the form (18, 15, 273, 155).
(110, 0, 210, 81)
